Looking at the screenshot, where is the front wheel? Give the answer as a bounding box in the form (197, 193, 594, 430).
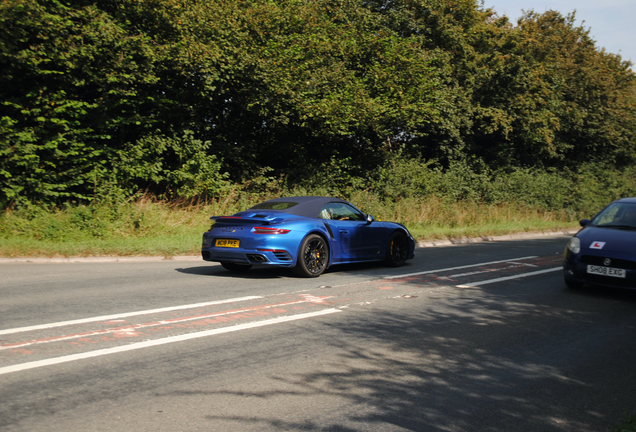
(221, 261, 252, 273)
(293, 234, 329, 277)
(385, 231, 409, 267)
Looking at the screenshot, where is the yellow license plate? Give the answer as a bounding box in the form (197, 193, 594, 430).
(215, 239, 240, 248)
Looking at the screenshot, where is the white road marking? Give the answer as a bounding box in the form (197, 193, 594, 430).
(0, 309, 342, 376)
(299, 294, 331, 304)
(448, 268, 503, 278)
(448, 262, 536, 279)
(0, 296, 262, 336)
(384, 256, 538, 279)
(456, 267, 562, 287)
(1, 296, 336, 351)
(508, 261, 539, 267)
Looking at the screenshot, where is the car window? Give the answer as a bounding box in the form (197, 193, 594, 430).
(317, 203, 366, 221)
(593, 203, 636, 227)
(250, 201, 298, 210)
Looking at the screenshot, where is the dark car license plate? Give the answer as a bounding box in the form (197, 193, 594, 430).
(587, 265, 626, 278)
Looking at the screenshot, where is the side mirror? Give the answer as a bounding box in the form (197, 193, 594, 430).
(366, 215, 375, 225)
(580, 219, 591, 227)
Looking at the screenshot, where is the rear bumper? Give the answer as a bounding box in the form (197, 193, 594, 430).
(201, 248, 294, 267)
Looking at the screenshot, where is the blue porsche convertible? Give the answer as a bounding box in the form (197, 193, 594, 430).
(201, 196, 415, 277)
(563, 197, 636, 290)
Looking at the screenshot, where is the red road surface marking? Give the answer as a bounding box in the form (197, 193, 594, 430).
(1, 296, 334, 351)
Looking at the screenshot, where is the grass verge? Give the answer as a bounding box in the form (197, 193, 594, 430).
(0, 195, 580, 258)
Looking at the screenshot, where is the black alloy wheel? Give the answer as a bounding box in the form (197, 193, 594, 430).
(293, 234, 329, 277)
(385, 231, 408, 267)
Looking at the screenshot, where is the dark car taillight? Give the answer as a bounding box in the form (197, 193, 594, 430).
(252, 226, 290, 234)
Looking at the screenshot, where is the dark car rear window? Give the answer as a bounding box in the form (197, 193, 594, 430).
(250, 201, 298, 210)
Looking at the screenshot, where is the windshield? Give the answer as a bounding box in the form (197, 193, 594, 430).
(592, 202, 636, 228)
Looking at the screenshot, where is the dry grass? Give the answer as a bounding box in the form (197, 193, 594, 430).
(0, 193, 579, 258)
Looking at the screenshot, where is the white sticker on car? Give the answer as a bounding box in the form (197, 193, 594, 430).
(590, 241, 606, 249)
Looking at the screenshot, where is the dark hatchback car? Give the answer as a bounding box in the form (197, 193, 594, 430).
(563, 197, 636, 290)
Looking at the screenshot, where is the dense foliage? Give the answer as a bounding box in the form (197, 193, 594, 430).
(1, 0, 635, 208)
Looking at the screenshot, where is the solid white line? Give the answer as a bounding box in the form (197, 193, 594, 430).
(0, 296, 263, 336)
(456, 267, 562, 287)
(0, 309, 342, 376)
(384, 256, 538, 279)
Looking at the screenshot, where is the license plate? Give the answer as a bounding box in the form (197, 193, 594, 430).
(215, 239, 240, 248)
(587, 265, 626, 278)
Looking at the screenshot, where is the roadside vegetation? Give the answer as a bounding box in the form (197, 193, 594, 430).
(0, 195, 576, 258)
(2, 0, 635, 211)
(3, 160, 635, 258)
(1, 0, 635, 259)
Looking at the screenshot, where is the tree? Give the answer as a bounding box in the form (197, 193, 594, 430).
(469, 10, 636, 169)
(0, 0, 160, 205)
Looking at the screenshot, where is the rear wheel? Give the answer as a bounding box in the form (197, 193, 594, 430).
(221, 261, 252, 273)
(385, 231, 409, 267)
(293, 234, 329, 277)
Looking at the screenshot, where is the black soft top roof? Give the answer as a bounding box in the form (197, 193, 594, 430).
(246, 196, 351, 219)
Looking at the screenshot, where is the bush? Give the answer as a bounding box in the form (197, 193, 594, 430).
(115, 131, 230, 201)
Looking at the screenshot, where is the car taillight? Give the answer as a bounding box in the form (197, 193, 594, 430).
(252, 227, 290, 234)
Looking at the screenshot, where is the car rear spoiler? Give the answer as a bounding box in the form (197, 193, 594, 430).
(210, 214, 288, 225)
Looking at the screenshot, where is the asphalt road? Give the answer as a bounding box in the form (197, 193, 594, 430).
(1, 234, 636, 432)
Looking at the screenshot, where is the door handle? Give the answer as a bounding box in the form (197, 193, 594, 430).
(339, 230, 349, 234)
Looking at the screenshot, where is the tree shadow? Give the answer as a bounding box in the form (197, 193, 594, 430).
(158, 285, 636, 431)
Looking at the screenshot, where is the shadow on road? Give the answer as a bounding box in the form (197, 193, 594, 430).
(174, 260, 407, 279)
(174, 265, 292, 279)
(161, 283, 636, 431)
